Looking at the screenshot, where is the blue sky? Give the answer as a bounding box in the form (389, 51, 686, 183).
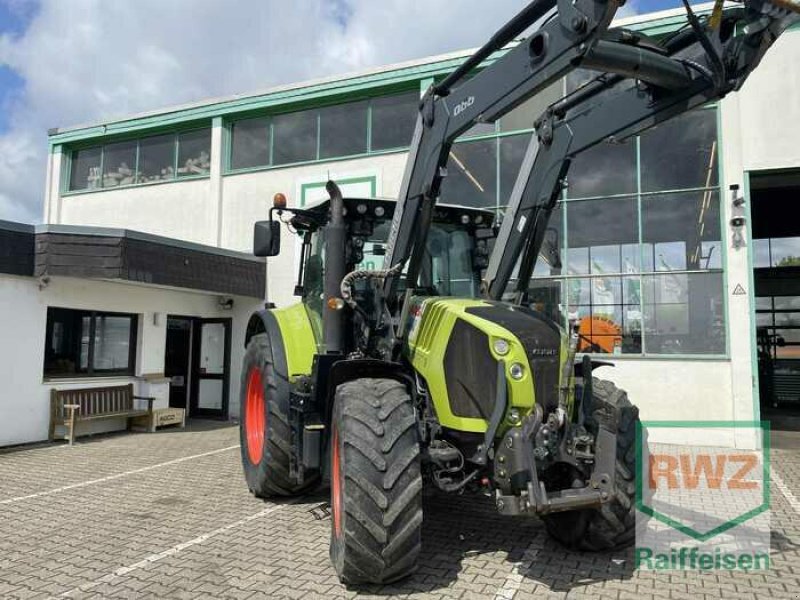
(0, 0, 689, 223)
(0, 0, 685, 131)
(0, 0, 38, 132)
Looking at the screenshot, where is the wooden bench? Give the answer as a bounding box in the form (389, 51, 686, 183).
(49, 384, 155, 445)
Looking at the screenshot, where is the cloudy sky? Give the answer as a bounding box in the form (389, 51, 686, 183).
(0, 0, 679, 224)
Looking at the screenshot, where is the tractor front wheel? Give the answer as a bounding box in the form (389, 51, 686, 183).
(239, 333, 318, 498)
(329, 378, 422, 584)
(543, 378, 639, 550)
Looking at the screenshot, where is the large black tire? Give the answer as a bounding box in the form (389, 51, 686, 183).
(543, 378, 639, 551)
(329, 378, 423, 584)
(239, 333, 318, 498)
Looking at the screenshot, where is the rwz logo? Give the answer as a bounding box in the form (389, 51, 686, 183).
(649, 453, 758, 490)
(452, 96, 475, 117)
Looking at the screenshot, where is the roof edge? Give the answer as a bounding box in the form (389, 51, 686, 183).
(34, 224, 264, 263)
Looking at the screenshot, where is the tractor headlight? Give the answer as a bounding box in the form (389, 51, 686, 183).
(374, 206, 385, 217)
(493, 339, 510, 356)
(509, 362, 525, 380)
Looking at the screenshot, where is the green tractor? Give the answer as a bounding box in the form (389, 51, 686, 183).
(239, 0, 798, 584)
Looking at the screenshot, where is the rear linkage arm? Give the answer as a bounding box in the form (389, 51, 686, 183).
(484, 0, 799, 300)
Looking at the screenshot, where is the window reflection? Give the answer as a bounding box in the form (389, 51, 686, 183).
(370, 90, 418, 151)
(319, 101, 368, 158)
(231, 117, 270, 169)
(137, 133, 175, 182)
(101, 141, 137, 188)
(640, 110, 718, 192)
(439, 138, 497, 210)
(567, 141, 636, 199)
(566, 276, 642, 354)
(69, 147, 102, 191)
(567, 196, 638, 275)
(177, 129, 211, 177)
(755, 237, 800, 268)
(273, 109, 317, 165)
(642, 190, 721, 271)
(642, 272, 725, 354)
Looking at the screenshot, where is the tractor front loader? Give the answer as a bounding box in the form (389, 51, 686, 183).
(239, 0, 799, 584)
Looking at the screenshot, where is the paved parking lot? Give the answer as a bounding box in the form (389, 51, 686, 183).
(0, 421, 799, 600)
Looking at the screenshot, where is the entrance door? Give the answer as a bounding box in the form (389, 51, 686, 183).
(190, 318, 231, 419)
(750, 169, 800, 428)
(165, 317, 192, 410)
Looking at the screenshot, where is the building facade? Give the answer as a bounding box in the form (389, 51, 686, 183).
(38, 5, 800, 448)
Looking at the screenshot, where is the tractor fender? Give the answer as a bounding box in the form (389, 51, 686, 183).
(325, 359, 413, 423)
(245, 310, 290, 382)
(574, 359, 614, 378)
(245, 305, 316, 382)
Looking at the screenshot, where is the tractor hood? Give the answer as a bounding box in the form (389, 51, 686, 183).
(404, 297, 567, 433)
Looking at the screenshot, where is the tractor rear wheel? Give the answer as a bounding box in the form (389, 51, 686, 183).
(329, 378, 422, 584)
(239, 333, 318, 498)
(543, 378, 639, 550)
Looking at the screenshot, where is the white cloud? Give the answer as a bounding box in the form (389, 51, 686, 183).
(0, 0, 635, 223)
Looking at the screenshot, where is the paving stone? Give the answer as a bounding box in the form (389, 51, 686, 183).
(0, 423, 798, 599)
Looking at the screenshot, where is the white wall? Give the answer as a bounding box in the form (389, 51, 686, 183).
(715, 26, 800, 448)
(726, 28, 800, 173)
(57, 178, 219, 246)
(597, 359, 741, 447)
(0, 273, 260, 446)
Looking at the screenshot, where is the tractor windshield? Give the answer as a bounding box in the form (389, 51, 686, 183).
(361, 221, 481, 298)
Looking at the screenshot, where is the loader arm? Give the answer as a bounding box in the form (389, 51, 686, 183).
(380, 0, 799, 309)
(485, 0, 800, 300)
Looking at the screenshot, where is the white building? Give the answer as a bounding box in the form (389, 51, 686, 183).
(3, 4, 798, 447)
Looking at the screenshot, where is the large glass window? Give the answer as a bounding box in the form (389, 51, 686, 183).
(522, 107, 724, 356)
(230, 117, 270, 170)
(567, 141, 636, 199)
(177, 129, 211, 177)
(228, 89, 420, 169)
(758, 296, 800, 360)
(640, 109, 718, 192)
(272, 109, 317, 165)
(101, 140, 137, 188)
(319, 101, 368, 159)
(371, 90, 418, 151)
(642, 190, 721, 271)
(440, 138, 497, 210)
(44, 308, 137, 378)
(68, 147, 102, 191)
(137, 133, 175, 183)
(642, 272, 724, 354)
(753, 237, 800, 268)
(67, 127, 211, 192)
(567, 196, 639, 275)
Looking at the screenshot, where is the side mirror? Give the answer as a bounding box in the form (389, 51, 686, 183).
(543, 227, 562, 271)
(253, 220, 281, 257)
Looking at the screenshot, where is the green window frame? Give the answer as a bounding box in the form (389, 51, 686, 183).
(63, 126, 212, 194)
(225, 89, 424, 175)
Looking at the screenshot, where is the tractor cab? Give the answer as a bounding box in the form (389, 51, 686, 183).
(256, 196, 496, 300)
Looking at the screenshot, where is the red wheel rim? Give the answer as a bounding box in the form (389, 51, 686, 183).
(331, 427, 343, 538)
(245, 367, 265, 464)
